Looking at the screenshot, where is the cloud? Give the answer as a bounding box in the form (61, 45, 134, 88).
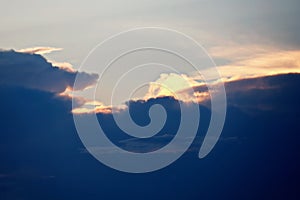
(72, 72, 205, 114)
(18, 46, 78, 76)
(66, 42, 300, 114)
(209, 45, 300, 81)
(1, 71, 300, 199)
(144, 73, 199, 101)
(142, 46, 300, 106)
(0, 50, 98, 94)
(17, 47, 62, 55)
(71, 100, 120, 114)
(137, 73, 213, 105)
(135, 46, 300, 106)
(223, 73, 300, 113)
(50, 61, 76, 72)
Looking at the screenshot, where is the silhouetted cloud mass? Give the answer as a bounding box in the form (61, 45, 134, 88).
(0, 50, 98, 93)
(0, 50, 299, 199)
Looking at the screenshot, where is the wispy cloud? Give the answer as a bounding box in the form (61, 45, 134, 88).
(17, 46, 62, 55)
(72, 100, 126, 114)
(50, 60, 76, 73)
(209, 45, 300, 81)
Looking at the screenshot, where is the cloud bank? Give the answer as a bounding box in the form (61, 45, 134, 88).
(0, 48, 300, 199)
(0, 50, 98, 94)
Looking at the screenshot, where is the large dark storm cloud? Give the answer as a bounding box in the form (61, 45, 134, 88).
(0, 50, 299, 200)
(0, 50, 98, 93)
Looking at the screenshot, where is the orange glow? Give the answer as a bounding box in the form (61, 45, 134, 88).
(209, 44, 300, 81)
(58, 86, 73, 98)
(51, 61, 76, 73)
(72, 102, 126, 115)
(67, 44, 300, 114)
(17, 47, 62, 55)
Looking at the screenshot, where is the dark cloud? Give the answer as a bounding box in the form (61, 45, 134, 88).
(223, 73, 300, 115)
(190, 73, 300, 113)
(0, 70, 300, 199)
(0, 50, 98, 93)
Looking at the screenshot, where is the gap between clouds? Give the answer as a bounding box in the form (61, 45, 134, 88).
(2, 45, 299, 114)
(74, 44, 300, 114)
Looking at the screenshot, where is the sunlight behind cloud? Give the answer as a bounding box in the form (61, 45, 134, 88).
(145, 73, 194, 98)
(17, 47, 63, 55)
(210, 46, 300, 81)
(66, 43, 300, 114)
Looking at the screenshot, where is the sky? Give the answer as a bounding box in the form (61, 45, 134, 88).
(1, 0, 300, 64)
(2, 0, 300, 108)
(1, 0, 300, 199)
